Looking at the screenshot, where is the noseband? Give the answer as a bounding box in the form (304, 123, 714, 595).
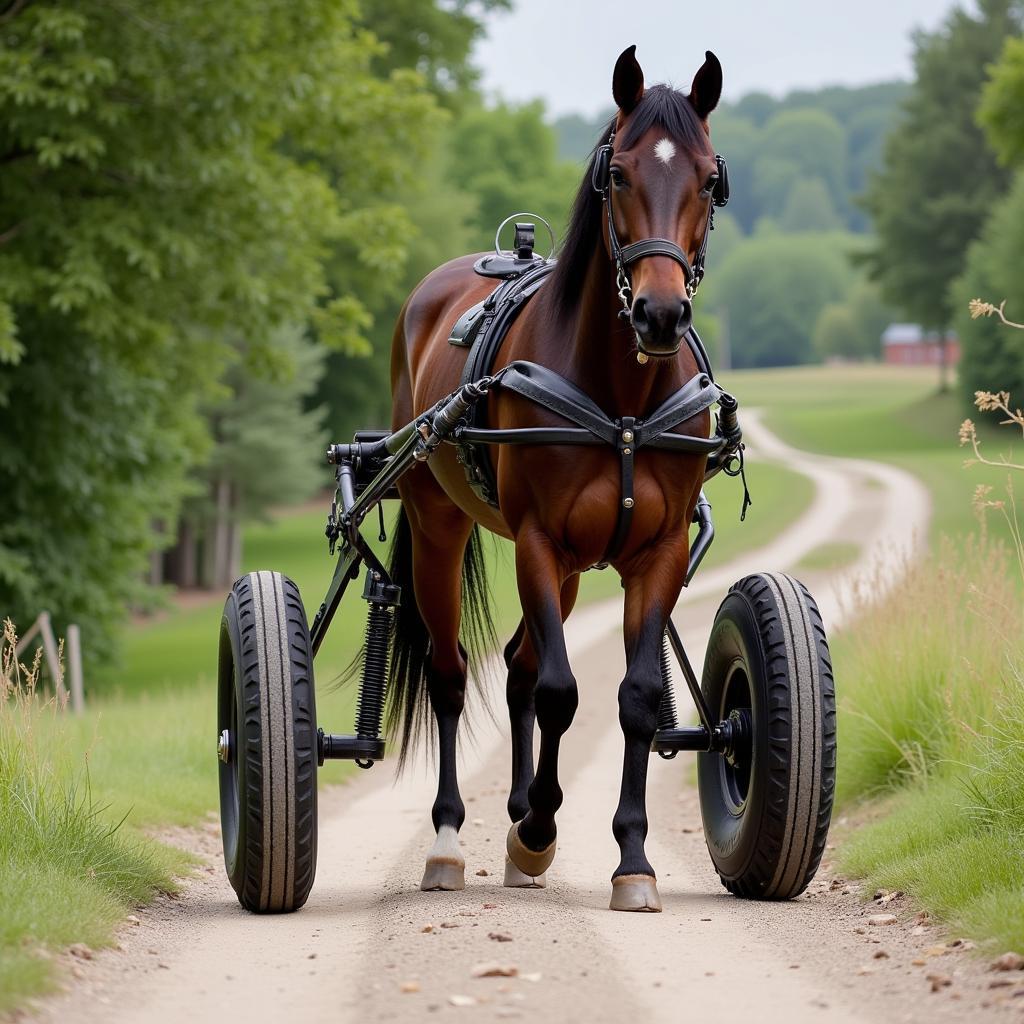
(592, 130, 729, 357)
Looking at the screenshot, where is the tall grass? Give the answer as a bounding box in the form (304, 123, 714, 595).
(836, 537, 1021, 804)
(836, 341, 1024, 950)
(0, 620, 178, 1012)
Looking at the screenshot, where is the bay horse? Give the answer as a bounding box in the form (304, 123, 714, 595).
(388, 46, 724, 912)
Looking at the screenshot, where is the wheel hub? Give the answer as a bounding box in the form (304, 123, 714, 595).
(721, 708, 752, 767)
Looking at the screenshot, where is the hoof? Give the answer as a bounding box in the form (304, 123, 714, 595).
(609, 874, 662, 912)
(506, 821, 556, 878)
(503, 855, 546, 889)
(420, 859, 465, 891)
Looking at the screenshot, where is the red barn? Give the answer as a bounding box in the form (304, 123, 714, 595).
(882, 323, 960, 367)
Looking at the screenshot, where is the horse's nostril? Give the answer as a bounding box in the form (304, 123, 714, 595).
(631, 297, 650, 332)
(678, 298, 693, 334)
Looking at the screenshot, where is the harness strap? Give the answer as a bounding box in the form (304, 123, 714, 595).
(496, 360, 722, 561)
(607, 416, 636, 560)
(496, 361, 619, 445)
(619, 238, 694, 287)
(636, 373, 717, 443)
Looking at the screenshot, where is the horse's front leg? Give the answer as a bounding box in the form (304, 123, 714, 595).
(504, 531, 577, 881)
(502, 574, 580, 887)
(610, 534, 689, 912)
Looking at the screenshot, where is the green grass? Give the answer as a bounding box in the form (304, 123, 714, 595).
(717, 364, 1024, 953)
(795, 541, 860, 571)
(832, 532, 1024, 951)
(0, 675, 186, 1012)
(841, 675, 1024, 952)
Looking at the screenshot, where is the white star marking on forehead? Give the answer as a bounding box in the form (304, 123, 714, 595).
(654, 137, 676, 166)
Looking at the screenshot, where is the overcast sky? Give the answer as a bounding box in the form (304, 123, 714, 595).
(472, 0, 971, 117)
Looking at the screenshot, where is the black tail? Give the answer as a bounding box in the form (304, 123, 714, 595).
(386, 504, 496, 768)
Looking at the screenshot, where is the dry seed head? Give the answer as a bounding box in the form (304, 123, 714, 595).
(969, 298, 999, 320)
(959, 419, 976, 446)
(975, 391, 1010, 413)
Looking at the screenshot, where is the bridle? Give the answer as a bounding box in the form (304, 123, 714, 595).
(592, 130, 730, 357)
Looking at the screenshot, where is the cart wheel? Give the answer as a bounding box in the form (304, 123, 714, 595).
(218, 571, 318, 913)
(697, 572, 835, 900)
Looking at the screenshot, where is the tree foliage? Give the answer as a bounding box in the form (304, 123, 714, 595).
(955, 173, 1024, 408)
(553, 81, 906, 236)
(980, 34, 1024, 166)
(0, 1, 440, 658)
(704, 232, 857, 368)
(813, 281, 893, 361)
(357, 0, 510, 105)
(860, 0, 1022, 329)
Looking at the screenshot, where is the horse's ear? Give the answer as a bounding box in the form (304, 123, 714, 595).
(613, 45, 644, 117)
(689, 50, 722, 120)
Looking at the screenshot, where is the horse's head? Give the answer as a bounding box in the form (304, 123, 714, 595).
(597, 46, 725, 358)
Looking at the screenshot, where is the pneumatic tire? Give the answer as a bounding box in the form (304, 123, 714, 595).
(218, 571, 318, 913)
(697, 572, 836, 900)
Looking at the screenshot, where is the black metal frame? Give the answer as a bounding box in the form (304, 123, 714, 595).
(310, 374, 743, 767)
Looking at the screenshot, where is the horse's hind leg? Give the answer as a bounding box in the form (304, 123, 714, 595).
(505, 533, 577, 881)
(503, 574, 580, 887)
(403, 487, 475, 892)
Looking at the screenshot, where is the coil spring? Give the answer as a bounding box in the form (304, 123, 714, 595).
(355, 601, 393, 741)
(657, 630, 679, 752)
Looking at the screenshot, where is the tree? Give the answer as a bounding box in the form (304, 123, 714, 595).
(954, 171, 1024, 409)
(779, 178, 842, 233)
(704, 233, 856, 368)
(448, 100, 578, 248)
(164, 331, 328, 590)
(813, 280, 892, 361)
(861, 0, 1022, 335)
(758, 109, 847, 212)
(357, 0, 510, 106)
(979, 34, 1024, 164)
(0, 2, 440, 660)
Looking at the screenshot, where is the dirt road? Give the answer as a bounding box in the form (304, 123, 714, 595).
(40, 417, 1013, 1024)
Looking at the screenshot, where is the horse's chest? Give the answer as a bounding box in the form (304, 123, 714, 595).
(498, 444, 697, 561)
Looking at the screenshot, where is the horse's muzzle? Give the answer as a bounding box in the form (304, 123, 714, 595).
(631, 294, 692, 356)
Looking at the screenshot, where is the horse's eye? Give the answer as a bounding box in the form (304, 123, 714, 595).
(702, 173, 719, 197)
(610, 167, 626, 188)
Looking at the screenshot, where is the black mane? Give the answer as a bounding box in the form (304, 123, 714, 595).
(550, 84, 707, 315)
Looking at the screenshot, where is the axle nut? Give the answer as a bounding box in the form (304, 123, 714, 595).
(217, 728, 231, 764)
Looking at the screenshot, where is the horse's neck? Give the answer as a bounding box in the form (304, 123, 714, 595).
(532, 250, 689, 417)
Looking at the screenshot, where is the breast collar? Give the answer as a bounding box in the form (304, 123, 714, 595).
(446, 265, 742, 561)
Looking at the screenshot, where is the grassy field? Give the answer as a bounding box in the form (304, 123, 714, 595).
(722, 364, 1013, 544)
